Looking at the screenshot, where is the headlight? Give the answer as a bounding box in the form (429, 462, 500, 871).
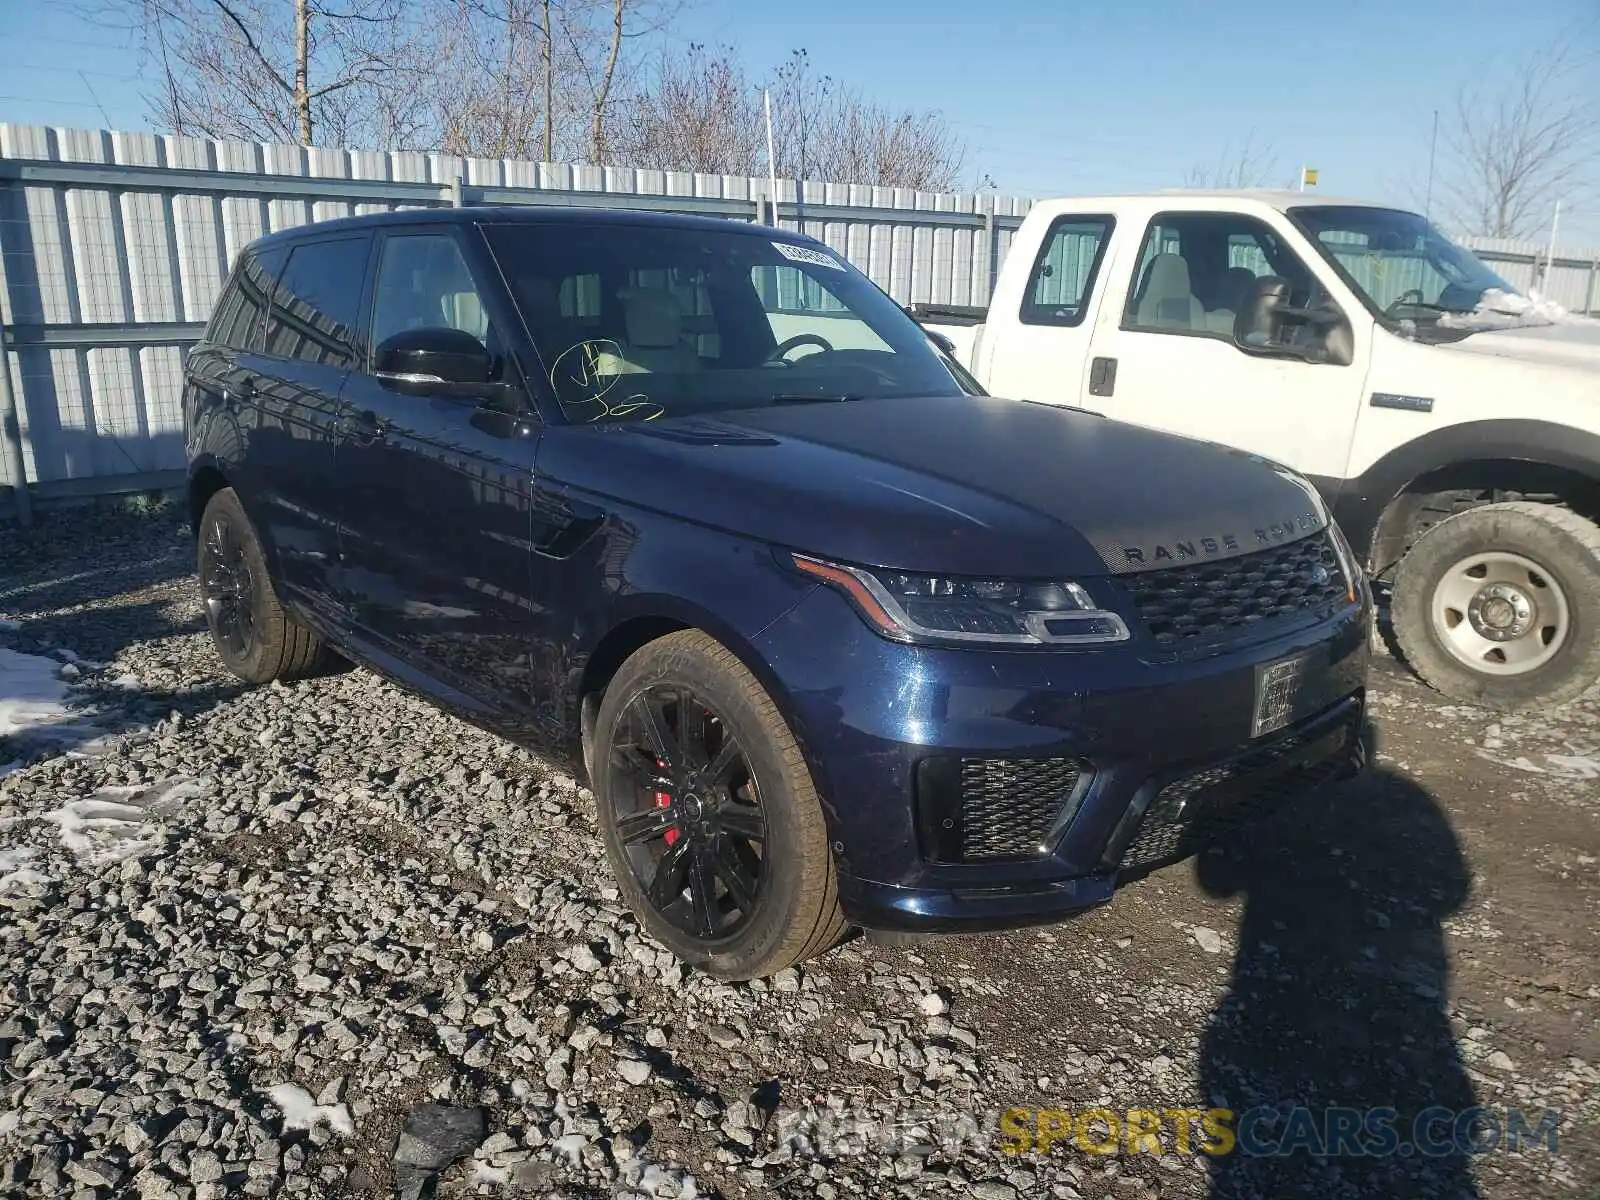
(792, 554, 1130, 646)
(1327, 521, 1362, 602)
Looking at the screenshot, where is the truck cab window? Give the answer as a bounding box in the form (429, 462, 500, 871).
(1019, 216, 1113, 327)
(1123, 213, 1320, 339)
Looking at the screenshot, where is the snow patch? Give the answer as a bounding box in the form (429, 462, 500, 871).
(49, 647, 108, 671)
(0, 846, 48, 892)
(0, 646, 113, 761)
(639, 1165, 699, 1199)
(41, 777, 207, 867)
(1437, 287, 1590, 332)
(471, 1163, 510, 1185)
(1475, 748, 1600, 779)
(44, 799, 159, 866)
(0, 646, 76, 739)
(265, 1083, 355, 1136)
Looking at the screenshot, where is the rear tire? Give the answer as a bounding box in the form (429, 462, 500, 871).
(197, 487, 326, 684)
(1391, 501, 1600, 711)
(593, 630, 845, 979)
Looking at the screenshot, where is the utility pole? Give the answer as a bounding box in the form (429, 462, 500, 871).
(764, 89, 780, 226)
(1424, 108, 1439, 218)
(1542, 200, 1562, 291)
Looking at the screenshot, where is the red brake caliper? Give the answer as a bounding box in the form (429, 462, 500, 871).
(654, 756, 678, 847)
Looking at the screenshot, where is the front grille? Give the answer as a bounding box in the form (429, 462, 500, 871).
(1115, 712, 1356, 875)
(916, 756, 1087, 863)
(1124, 532, 1348, 646)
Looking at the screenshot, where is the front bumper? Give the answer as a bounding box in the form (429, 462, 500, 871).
(752, 585, 1370, 933)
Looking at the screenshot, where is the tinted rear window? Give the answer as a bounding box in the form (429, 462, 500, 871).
(263, 236, 370, 367)
(205, 245, 285, 352)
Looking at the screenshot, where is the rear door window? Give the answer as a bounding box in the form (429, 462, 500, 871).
(205, 245, 285, 352)
(1019, 216, 1114, 327)
(263, 236, 370, 367)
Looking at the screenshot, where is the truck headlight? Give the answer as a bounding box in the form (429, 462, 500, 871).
(792, 554, 1131, 646)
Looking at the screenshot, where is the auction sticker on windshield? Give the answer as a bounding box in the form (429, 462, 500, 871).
(774, 242, 845, 270)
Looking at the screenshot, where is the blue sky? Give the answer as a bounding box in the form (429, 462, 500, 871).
(3, 0, 1597, 242)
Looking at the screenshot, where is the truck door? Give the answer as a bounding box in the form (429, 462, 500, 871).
(1080, 209, 1368, 494)
(978, 214, 1116, 402)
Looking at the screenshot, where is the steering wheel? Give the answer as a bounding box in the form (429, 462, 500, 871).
(1385, 288, 1426, 318)
(766, 333, 834, 364)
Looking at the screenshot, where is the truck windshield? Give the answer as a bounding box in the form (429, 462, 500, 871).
(484, 222, 963, 423)
(1288, 206, 1515, 329)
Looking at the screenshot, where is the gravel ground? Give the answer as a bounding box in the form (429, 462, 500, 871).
(1, 504, 1596, 1200)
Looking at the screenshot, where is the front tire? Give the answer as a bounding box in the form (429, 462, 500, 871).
(197, 487, 326, 684)
(592, 630, 845, 979)
(1391, 501, 1600, 711)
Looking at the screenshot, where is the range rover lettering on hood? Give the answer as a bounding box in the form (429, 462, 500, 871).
(1118, 512, 1323, 569)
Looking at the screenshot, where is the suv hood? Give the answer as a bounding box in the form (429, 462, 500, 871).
(539, 395, 1328, 579)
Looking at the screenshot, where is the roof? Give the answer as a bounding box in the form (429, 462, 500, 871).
(1030, 189, 1408, 214)
(251, 204, 794, 249)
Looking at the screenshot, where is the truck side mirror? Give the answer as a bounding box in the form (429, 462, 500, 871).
(1233, 276, 1354, 367)
(1234, 276, 1292, 349)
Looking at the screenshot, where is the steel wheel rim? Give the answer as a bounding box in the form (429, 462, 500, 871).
(1430, 550, 1569, 676)
(607, 684, 767, 942)
(200, 513, 257, 660)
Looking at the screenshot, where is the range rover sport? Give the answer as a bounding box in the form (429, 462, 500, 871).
(183, 208, 1370, 979)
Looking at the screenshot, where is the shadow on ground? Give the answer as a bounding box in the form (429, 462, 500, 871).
(1198, 745, 1480, 1198)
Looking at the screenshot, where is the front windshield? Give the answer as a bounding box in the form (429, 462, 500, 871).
(484, 222, 963, 423)
(1288, 205, 1515, 326)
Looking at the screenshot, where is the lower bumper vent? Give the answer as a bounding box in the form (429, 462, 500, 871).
(917, 756, 1088, 863)
(1115, 713, 1357, 876)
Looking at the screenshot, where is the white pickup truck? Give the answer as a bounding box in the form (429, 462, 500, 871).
(917, 190, 1600, 711)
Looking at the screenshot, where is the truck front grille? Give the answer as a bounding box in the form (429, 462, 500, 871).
(916, 756, 1088, 863)
(1115, 711, 1356, 876)
(1123, 532, 1349, 646)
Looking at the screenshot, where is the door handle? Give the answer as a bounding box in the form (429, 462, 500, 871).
(339, 408, 387, 445)
(1088, 356, 1118, 397)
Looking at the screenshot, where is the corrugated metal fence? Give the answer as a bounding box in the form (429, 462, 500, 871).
(0, 123, 1028, 510)
(1, 122, 1596, 516)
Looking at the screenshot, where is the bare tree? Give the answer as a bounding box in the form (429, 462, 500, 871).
(767, 48, 965, 190)
(617, 43, 966, 188)
(611, 43, 764, 173)
(1183, 133, 1279, 189)
(82, 0, 422, 147)
(1436, 38, 1599, 239)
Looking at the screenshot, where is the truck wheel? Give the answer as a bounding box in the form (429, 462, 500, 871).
(592, 630, 846, 980)
(1391, 501, 1600, 711)
(197, 488, 326, 684)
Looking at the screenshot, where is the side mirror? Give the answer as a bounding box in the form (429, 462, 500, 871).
(1234, 275, 1292, 350)
(1233, 276, 1354, 367)
(926, 329, 957, 357)
(374, 327, 492, 394)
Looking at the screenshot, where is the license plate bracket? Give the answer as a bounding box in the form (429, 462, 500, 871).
(1253, 652, 1316, 738)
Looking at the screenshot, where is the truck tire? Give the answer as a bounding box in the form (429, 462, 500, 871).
(592, 629, 846, 979)
(197, 488, 327, 684)
(1391, 501, 1600, 711)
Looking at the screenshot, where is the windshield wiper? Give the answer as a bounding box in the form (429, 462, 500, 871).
(769, 392, 865, 404)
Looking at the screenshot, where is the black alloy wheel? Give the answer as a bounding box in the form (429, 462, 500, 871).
(608, 684, 767, 939)
(199, 507, 258, 661)
(195, 487, 326, 684)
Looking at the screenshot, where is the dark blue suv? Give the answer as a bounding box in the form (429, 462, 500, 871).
(184, 208, 1369, 978)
